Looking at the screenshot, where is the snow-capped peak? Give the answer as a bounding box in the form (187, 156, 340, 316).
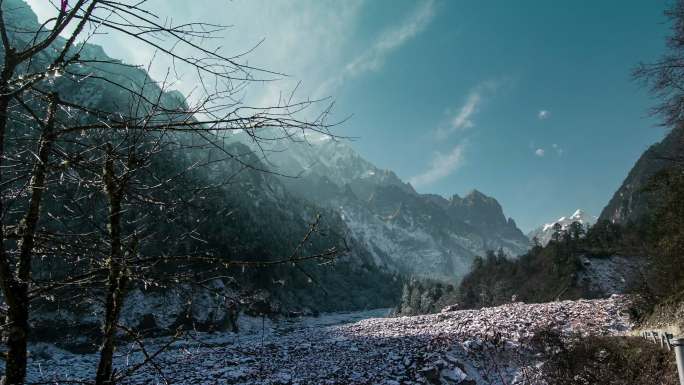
(571, 209, 586, 220)
(531, 209, 596, 246)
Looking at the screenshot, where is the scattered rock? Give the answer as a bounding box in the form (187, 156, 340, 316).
(441, 367, 467, 383)
(20, 296, 633, 385)
(419, 366, 441, 384)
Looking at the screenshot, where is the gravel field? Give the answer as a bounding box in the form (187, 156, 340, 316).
(19, 296, 633, 385)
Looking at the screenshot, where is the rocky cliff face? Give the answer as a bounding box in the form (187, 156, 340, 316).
(234, 133, 530, 281)
(600, 125, 684, 224)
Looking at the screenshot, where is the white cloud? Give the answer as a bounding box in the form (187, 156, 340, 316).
(433, 80, 502, 140)
(409, 145, 465, 187)
(320, 0, 435, 94)
(433, 91, 481, 139)
(345, 0, 434, 76)
(26, 0, 365, 109)
(535, 148, 545, 157)
(25, 0, 436, 122)
(451, 92, 481, 130)
(538, 110, 550, 120)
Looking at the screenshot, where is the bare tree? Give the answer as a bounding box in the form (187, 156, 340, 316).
(633, 0, 684, 300)
(0, 1, 345, 384)
(635, 0, 684, 137)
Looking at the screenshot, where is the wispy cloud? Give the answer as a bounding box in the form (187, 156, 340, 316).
(434, 91, 481, 139)
(345, 0, 435, 76)
(26, 0, 366, 110)
(409, 144, 465, 187)
(451, 92, 481, 130)
(538, 110, 551, 120)
(535, 148, 545, 157)
(26, 0, 435, 122)
(320, 0, 435, 94)
(414, 79, 502, 187)
(434, 81, 501, 140)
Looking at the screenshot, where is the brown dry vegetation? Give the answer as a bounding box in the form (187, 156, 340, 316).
(539, 334, 678, 385)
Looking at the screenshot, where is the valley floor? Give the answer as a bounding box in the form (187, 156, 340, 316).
(21, 297, 632, 385)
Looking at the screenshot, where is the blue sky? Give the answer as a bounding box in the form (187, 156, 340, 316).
(28, 0, 672, 231)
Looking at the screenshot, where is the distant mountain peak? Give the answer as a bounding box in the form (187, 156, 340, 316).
(464, 189, 490, 202)
(530, 209, 596, 246)
(571, 208, 585, 218)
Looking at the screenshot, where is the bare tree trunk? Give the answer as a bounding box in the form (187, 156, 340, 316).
(0, 93, 57, 385)
(17, 93, 58, 282)
(0, 49, 24, 384)
(1, 291, 27, 385)
(95, 145, 128, 385)
(0, 96, 25, 385)
(0, 2, 91, 379)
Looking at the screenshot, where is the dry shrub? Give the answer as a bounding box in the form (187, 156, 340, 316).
(539, 333, 678, 385)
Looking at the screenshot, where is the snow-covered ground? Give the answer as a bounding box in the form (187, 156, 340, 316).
(19, 297, 632, 384)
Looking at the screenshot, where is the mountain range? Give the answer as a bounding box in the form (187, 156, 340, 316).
(232, 132, 531, 281)
(6, 0, 531, 334)
(7, 0, 684, 352)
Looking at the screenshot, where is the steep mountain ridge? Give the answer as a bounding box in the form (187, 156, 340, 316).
(234, 132, 530, 281)
(600, 125, 684, 224)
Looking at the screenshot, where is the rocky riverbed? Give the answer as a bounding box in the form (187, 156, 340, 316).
(19, 296, 633, 384)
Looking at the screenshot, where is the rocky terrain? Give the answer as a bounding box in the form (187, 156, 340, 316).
(18, 296, 633, 385)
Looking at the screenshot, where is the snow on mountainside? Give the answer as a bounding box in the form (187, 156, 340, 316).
(232, 131, 530, 281)
(232, 131, 410, 194)
(528, 209, 596, 246)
